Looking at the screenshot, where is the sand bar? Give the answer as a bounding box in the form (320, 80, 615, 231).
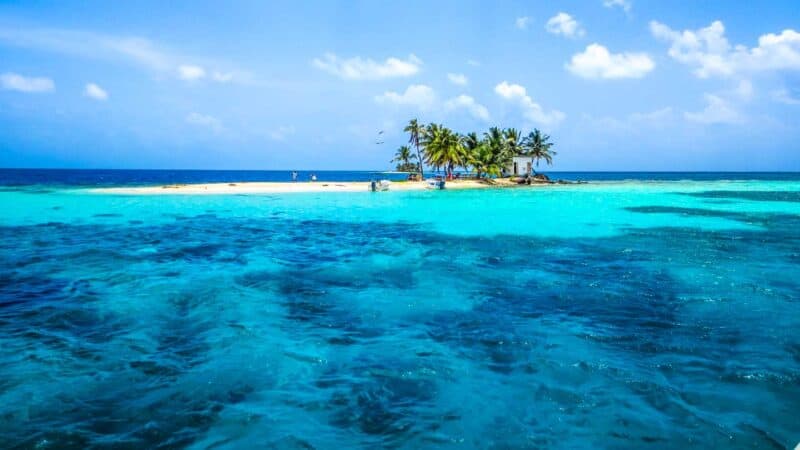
(89, 179, 540, 195)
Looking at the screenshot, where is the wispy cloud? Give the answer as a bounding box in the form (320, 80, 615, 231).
(545, 13, 585, 39)
(566, 44, 654, 79)
(178, 65, 206, 81)
(603, 0, 632, 13)
(772, 88, 800, 105)
(495, 81, 565, 127)
(447, 73, 468, 86)
(211, 71, 234, 83)
(515, 16, 531, 30)
(0, 25, 249, 84)
(0, 72, 54, 93)
(733, 79, 754, 100)
(84, 82, 108, 100)
(312, 53, 422, 80)
(685, 94, 743, 124)
(584, 107, 674, 132)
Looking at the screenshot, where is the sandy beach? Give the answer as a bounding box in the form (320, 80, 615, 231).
(91, 178, 535, 195)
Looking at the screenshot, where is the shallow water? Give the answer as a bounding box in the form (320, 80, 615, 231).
(1, 175, 799, 449)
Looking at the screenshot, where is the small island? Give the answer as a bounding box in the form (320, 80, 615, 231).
(396, 118, 557, 183)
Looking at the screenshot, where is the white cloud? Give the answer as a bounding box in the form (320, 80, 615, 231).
(84, 82, 108, 100)
(516, 16, 531, 30)
(268, 125, 295, 141)
(467, 59, 480, 67)
(684, 94, 742, 124)
(374, 84, 437, 110)
(175, 65, 240, 84)
(650, 20, 800, 78)
(447, 73, 468, 86)
(0, 26, 248, 84)
(312, 53, 422, 80)
(772, 88, 800, 105)
(444, 95, 490, 121)
(375, 85, 490, 120)
(0, 72, 54, 93)
(185, 112, 223, 132)
(545, 13, 585, 39)
(178, 64, 206, 81)
(495, 81, 526, 99)
(375, 84, 489, 120)
(603, 0, 631, 13)
(566, 44, 654, 79)
(494, 81, 565, 127)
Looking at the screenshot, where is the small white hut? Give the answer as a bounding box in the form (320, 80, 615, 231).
(506, 155, 534, 176)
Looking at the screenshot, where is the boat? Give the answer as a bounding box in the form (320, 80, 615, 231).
(369, 179, 391, 191)
(425, 178, 446, 190)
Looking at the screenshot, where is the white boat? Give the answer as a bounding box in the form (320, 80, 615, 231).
(369, 179, 391, 191)
(425, 178, 446, 190)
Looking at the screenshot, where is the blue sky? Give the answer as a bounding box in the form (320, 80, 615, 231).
(1, 0, 799, 170)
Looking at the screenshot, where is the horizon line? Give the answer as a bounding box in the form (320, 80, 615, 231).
(2, 167, 800, 174)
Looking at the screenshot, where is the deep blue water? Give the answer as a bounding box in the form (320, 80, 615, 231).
(0, 169, 411, 187)
(0, 171, 799, 449)
(2, 168, 800, 187)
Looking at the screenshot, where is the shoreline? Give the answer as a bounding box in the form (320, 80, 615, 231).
(90, 178, 551, 195)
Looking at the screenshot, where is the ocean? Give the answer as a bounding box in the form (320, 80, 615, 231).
(1, 169, 798, 449)
(2, 168, 800, 186)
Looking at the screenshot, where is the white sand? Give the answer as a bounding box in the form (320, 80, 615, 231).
(90, 179, 518, 195)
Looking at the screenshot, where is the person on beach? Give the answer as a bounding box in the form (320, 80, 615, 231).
(310, 174, 317, 182)
(291, 171, 298, 181)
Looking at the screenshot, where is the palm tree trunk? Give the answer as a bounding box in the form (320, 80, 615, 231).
(415, 144, 424, 179)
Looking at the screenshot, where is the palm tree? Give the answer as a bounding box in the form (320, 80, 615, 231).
(466, 129, 509, 179)
(462, 132, 481, 177)
(404, 119, 425, 178)
(421, 123, 441, 173)
(463, 132, 480, 149)
(523, 129, 556, 173)
(467, 139, 499, 180)
(421, 124, 465, 179)
(504, 128, 524, 157)
(449, 132, 469, 176)
(484, 127, 513, 176)
(392, 145, 417, 172)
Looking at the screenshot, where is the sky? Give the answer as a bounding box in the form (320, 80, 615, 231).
(1, 0, 799, 171)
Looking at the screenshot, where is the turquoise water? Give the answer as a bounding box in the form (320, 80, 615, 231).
(1, 178, 799, 448)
